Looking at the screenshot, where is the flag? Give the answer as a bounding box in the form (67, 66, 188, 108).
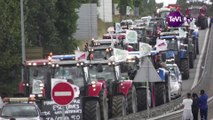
(115, 23, 122, 33)
(178, 27, 187, 38)
(113, 48, 128, 62)
(155, 39, 168, 52)
(139, 42, 152, 57)
(125, 30, 138, 44)
(75, 51, 88, 61)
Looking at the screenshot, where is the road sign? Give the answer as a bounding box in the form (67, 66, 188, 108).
(51, 82, 75, 106)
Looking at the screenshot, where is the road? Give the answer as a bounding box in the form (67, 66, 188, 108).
(147, 26, 213, 120)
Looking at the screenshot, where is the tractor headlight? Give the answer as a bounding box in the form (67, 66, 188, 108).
(91, 81, 96, 84)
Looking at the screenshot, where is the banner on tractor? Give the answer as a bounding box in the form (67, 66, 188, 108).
(115, 23, 122, 33)
(75, 51, 88, 61)
(125, 30, 138, 44)
(139, 42, 152, 57)
(113, 48, 128, 62)
(155, 39, 168, 52)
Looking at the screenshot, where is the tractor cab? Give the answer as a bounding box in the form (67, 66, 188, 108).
(87, 46, 113, 60)
(22, 59, 51, 99)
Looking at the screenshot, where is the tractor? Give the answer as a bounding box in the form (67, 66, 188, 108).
(50, 60, 108, 120)
(19, 54, 76, 100)
(88, 60, 138, 118)
(87, 46, 113, 60)
(186, 6, 208, 29)
(120, 51, 171, 110)
(159, 32, 190, 80)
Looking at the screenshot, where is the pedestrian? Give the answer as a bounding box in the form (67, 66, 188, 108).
(192, 93, 199, 120)
(198, 89, 208, 120)
(182, 93, 193, 120)
(0, 96, 3, 108)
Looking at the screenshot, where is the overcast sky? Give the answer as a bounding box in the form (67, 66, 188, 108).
(155, 0, 177, 6)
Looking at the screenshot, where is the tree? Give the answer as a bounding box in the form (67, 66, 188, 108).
(0, 0, 22, 94)
(55, 0, 80, 54)
(25, 0, 62, 54)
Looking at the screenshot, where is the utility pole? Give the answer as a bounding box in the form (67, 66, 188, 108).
(20, 0, 26, 81)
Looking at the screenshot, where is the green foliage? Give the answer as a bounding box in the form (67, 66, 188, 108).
(55, 0, 80, 54)
(117, 0, 156, 17)
(0, 0, 22, 94)
(0, 0, 81, 95)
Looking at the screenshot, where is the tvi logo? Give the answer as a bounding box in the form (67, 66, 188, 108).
(169, 16, 182, 22)
(167, 11, 184, 27)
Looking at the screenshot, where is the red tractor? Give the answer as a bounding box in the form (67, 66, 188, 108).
(50, 59, 108, 120)
(186, 5, 208, 29)
(50, 59, 137, 119)
(88, 60, 137, 117)
(19, 54, 76, 100)
(19, 59, 51, 99)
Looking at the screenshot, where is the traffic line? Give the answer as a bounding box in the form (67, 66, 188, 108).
(54, 91, 71, 96)
(191, 28, 210, 90)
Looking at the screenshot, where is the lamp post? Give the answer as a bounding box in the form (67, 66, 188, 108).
(20, 0, 26, 81)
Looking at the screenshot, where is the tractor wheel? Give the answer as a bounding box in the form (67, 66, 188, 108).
(189, 52, 194, 68)
(99, 90, 108, 120)
(155, 83, 166, 106)
(127, 86, 137, 114)
(136, 88, 147, 111)
(200, 19, 206, 29)
(180, 59, 190, 80)
(84, 100, 101, 120)
(112, 95, 127, 117)
(196, 39, 199, 55)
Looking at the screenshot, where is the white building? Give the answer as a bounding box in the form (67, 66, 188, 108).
(97, 0, 113, 22)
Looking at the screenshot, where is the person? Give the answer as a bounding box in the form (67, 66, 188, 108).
(182, 93, 193, 120)
(0, 96, 3, 108)
(198, 89, 208, 120)
(192, 93, 199, 120)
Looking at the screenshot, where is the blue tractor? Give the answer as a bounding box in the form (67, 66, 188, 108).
(159, 34, 190, 80)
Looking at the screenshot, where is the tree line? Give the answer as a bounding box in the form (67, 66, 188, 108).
(0, 0, 80, 94)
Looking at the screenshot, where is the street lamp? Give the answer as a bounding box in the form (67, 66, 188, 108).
(20, 0, 26, 81)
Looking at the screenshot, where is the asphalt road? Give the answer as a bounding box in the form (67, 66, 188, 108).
(148, 26, 213, 120)
(181, 28, 209, 95)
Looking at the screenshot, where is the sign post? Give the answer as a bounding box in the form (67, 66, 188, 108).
(51, 82, 75, 120)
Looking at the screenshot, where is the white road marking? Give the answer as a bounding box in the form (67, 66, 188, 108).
(191, 28, 210, 90)
(54, 91, 71, 96)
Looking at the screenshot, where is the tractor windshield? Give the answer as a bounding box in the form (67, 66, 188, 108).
(53, 66, 84, 87)
(93, 49, 107, 59)
(166, 39, 178, 51)
(89, 65, 114, 81)
(189, 9, 200, 18)
(28, 66, 48, 84)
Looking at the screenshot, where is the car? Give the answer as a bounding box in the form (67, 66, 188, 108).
(0, 97, 45, 120)
(166, 64, 182, 99)
(169, 73, 182, 99)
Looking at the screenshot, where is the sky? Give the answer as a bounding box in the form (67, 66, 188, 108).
(155, 0, 177, 6)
